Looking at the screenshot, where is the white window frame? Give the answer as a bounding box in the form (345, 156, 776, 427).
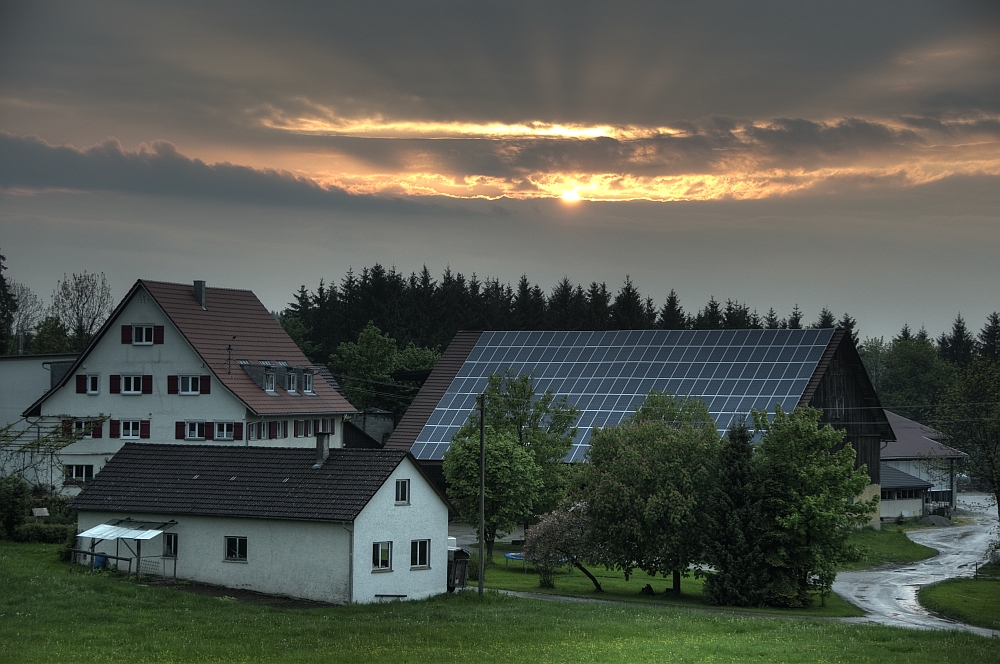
(263, 371, 276, 393)
(121, 420, 141, 439)
(73, 420, 92, 439)
(215, 422, 235, 440)
(302, 372, 314, 394)
(121, 375, 143, 395)
(395, 479, 410, 505)
(178, 375, 201, 395)
(86, 374, 100, 395)
(224, 536, 247, 562)
(185, 421, 205, 440)
(64, 464, 94, 483)
(372, 541, 392, 571)
(410, 539, 430, 568)
(163, 533, 178, 558)
(286, 372, 297, 393)
(132, 325, 154, 345)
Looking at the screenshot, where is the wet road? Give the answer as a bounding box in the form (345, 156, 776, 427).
(833, 493, 998, 637)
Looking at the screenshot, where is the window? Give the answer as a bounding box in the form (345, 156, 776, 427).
(225, 536, 247, 562)
(179, 375, 201, 395)
(186, 421, 206, 440)
(263, 371, 276, 393)
(248, 422, 259, 440)
(163, 533, 178, 558)
(372, 541, 392, 571)
(410, 540, 430, 568)
(74, 420, 93, 439)
(286, 372, 297, 393)
(121, 375, 143, 394)
(87, 374, 99, 394)
(121, 420, 141, 439)
(133, 325, 154, 345)
(215, 422, 235, 440)
(395, 479, 410, 505)
(302, 372, 314, 393)
(64, 464, 93, 483)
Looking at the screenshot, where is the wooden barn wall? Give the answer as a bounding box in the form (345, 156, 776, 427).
(808, 342, 883, 486)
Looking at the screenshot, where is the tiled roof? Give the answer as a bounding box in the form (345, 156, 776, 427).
(879, 463, 933, 490)
(68, 443, 409, 522)
(881, 410, 966, 460)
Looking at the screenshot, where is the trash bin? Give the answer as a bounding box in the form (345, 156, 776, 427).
(447, 548, 470, 592)
(93, 555, 107, 569)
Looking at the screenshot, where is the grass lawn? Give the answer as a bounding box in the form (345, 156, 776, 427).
(839, 523, 938, 571)
(919, 578, 1000, 632)
(3, 542, 999, 663)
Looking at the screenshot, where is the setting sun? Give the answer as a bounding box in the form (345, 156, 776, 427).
(561, 188, 581, 202)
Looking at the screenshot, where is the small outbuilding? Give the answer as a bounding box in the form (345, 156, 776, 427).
(879, 464, 933, 520)
(68, 442, 451, 604)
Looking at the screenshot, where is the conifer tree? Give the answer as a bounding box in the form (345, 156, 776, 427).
(838, 312, 859, 345)
(786, 305, 804, 329)
(811, 307, 837, 329)
(978, 312, 1000, 365)
(937, 314, 976, 369)
(657, 289, 688, 329)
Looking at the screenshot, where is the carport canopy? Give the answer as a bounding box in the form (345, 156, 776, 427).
(78, 518, 176, 541)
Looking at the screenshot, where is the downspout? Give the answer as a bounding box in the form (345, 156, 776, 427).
(341, 523, 353, 604)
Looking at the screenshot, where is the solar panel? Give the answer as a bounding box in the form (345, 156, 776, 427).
(412, 328, 836, 461)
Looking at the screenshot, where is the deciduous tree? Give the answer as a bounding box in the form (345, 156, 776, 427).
(50, 272, 114, 352)
(523, 501, 603, 591)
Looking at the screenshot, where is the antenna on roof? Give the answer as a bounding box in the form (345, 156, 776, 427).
(226, 341, 235, 375)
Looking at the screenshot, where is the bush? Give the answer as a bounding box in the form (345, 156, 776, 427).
(58, 527, 80, 562)
(13, 522, 76, 544)
(466, 553, 480, 581)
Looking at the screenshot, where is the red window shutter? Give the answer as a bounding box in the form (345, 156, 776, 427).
(91, 421, 102, 439)
(313, 419, 319, 435)
(142, 375, 153, 394)
(268, 421, 277, 439)
(139, 420, 151, 439)
(293, 420, 301, 437)
(167, 375, 178, 394)
(76, 375, 87, 393)
(110, 375, 121, 394)
(282, 421, 289, 438)
(233, 422, 243, 440)
(109, 419, 120, 438)
(121, 325, 132, 344)
(200, 375, 211, 394)
(330, 417, 336, 434)
(153, 325, 164, 344)
(62, 419, 72, 436)
(205, 422, 214, 440)
(175, 422, 185, 439)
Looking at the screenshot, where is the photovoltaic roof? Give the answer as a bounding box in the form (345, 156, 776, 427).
(409, 328, 837, 462)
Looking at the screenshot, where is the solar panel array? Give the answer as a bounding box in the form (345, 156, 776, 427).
(410, 328, 835, 462)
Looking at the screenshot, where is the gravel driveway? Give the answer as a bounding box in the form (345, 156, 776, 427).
(833, 493, 998, 637)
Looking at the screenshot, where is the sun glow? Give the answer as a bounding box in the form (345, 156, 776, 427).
(561, 188, 581, 202)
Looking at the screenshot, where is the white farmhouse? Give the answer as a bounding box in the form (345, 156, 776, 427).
(21, 279, 356, 494)
(69, 442, 451, 604)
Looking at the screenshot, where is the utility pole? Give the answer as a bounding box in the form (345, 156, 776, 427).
(478, 392, 485, 597)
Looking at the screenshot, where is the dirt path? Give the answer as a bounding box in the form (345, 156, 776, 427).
(832, 493, 998, 638)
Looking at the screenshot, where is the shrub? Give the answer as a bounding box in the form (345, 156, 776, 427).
(13, 522, 76, 544)
(58, 526, 80, 562)
(0, 476, 32, 538)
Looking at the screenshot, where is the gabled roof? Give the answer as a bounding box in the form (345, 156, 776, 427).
(879, 463, 934, 491)
(387, 328, 885, 462)
(68, 443, 439, 522)
(25, 280, 355, 417)
(881, 410, 967, 460)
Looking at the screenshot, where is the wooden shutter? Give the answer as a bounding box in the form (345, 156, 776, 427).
(175, 422, 185, 439)
(268, 421, 277, 439)
(205, 422, 214, 440)
(167, 375, 178, 394)
(62, 419, 72, 436)
(121, 325, 132, 344)
(90, 420, 102, 439)
(109, 420, 120, 438)
(110, 375, 121, 394)
(282, 421, 288, 438)
(76, 375, 87, 393)
(142, 375, 153, 394)
(313, 419, 319, 435)
(293, 420, 302, 437)
(330, 417, 336, 434)
(200, 375, 211, 394)
(139, 420, 151, 439)
(233, 422, 243, 440)
(153, 325, 164, 344)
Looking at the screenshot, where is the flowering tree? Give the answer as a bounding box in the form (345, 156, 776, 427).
(524, 501, 603, 591)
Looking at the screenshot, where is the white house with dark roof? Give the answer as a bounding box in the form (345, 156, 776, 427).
(881, 410, 966, 511)
(21, 280, 356, 494)
(69, 443, 451, 604)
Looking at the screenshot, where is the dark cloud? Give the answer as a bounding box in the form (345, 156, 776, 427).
(0, 132, 428, 212)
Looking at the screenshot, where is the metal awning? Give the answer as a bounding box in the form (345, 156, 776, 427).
(78, 519, 176, 541)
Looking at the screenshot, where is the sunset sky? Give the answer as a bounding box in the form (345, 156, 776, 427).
(2, 1, 998, 340)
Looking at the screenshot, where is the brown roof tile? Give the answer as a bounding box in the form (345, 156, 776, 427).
(882, 410, 966, 460)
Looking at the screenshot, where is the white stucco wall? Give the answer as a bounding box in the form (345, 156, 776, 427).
(77, 511, 353, 604)
(885, 459, 953, 493)
(880, 497, 925, 519)
(352, 457, 450, 603)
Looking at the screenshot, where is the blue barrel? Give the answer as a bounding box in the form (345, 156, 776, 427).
(93, 555, 107, 569)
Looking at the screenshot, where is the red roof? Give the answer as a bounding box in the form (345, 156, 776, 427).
(142, 281, 355, 416)
(881, 410, 966, 460)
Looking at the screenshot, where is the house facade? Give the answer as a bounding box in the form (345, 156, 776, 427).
(879, 464, 933, 519)
(70, 444, 451, 604)
(21, 280, 355, 494)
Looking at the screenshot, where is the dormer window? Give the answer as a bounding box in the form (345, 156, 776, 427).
(286, 372, 297, 393)
(302, 372, 314, 394)
(263, 371, 276, 393)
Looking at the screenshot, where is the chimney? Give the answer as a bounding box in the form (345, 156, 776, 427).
(314, 432, 330, 468)
(193, 280, 207, 309)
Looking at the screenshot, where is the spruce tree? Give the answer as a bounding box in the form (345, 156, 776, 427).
(978, 312, 1000, 365)
(704, 420, 768, 606)
(938, 314, 976, 369)
(786, 305, 803, 329)
(657, 289, 688, 329)
(811, 307, 837, 329)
